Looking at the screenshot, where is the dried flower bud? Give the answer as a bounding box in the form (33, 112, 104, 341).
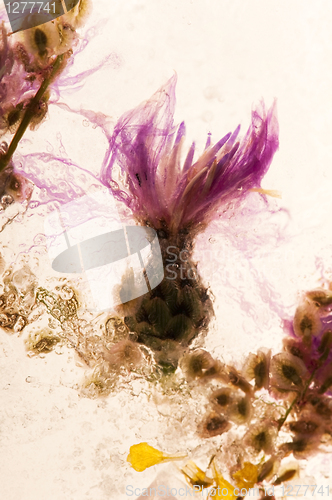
(242, 349, 270, 390)
(29, 91, 50, 131)
(318, 331, 332, 360)
(270, 352, 308, 391)
(273, 465, 298, 486)
(210, 387, 233, 410)
(316, 359, 332, 394)
(180, 349, 220, 381)
(282, 338, 313, 375)
(5, 102, 24, 133)
(17, 17, 77, 68)
(306, 289, 332, 307)
(228, 394, 252, 425)
(21, 23, 61, 61)
(244, 421, 277, 454)
(1, 168, 33, 204)
(293, 301, 321, 340)
(225, 366, 254, 395)
(307, 393, 332, 419)
(318, 374, 332, 395)
(257, 457, 278, 483)
(198, 411, 231, 438)
(288, 412, 322, 437)
(279, 436, 320, 460)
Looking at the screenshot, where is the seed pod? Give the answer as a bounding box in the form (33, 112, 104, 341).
(293, 301, 321, 339)
(273, 468, 298, 486)
(282, 338, 311, 367)
(307, 394, 332, 419)
(279, 436, 319, 460)
(228, 394, 252, 424)
(20, 22, 61, 62)
(198, 411, 231, 438)
(257, 457, 278, 483)
(288, 410, 323, 437)
(243, 349, 270, 390)
(271, 352, 308, 391)
(6, 103, 24, 134)
(210, 387, 233, 410)
(306, 289, 332, 307)
(318, 375, 332, 395)
(180, 349, 217, 380)
(5, 172, 33, 203)
(318, 331, 332, 361)
(226, 366, 254, 395)
(244, 422, 277, 454)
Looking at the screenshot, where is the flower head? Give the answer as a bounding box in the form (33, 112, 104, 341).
(103, 76, 279, 235)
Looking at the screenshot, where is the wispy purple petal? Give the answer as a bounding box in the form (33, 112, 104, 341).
(103, 77, 279, 234)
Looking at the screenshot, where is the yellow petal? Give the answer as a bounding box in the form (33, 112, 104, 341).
(233, 462, 259, 490)
(181, 460, 213, 488)
(212, 461, 237, 500)
(127, 443, 186, 472)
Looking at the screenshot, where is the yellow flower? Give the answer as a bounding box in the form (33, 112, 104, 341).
(127, 443, 186, 472)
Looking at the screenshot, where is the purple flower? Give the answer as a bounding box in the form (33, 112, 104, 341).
(102, 75, 279, 235)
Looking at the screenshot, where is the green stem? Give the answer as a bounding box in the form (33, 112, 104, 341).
(277, 369, 317, 431)
(0, 54, 64, 173)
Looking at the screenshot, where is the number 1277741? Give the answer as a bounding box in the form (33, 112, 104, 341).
(6, 2, 57, 14)
(279, 485, 330, 497)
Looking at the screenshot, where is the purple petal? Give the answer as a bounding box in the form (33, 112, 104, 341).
(101, 75, 177, 216)
(205, 132, 212, 150)
(175, 121, 186, 146)
(183, 141, 196, 172)
(209, 131, 232, 158)
(180, 101, 279, 228)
